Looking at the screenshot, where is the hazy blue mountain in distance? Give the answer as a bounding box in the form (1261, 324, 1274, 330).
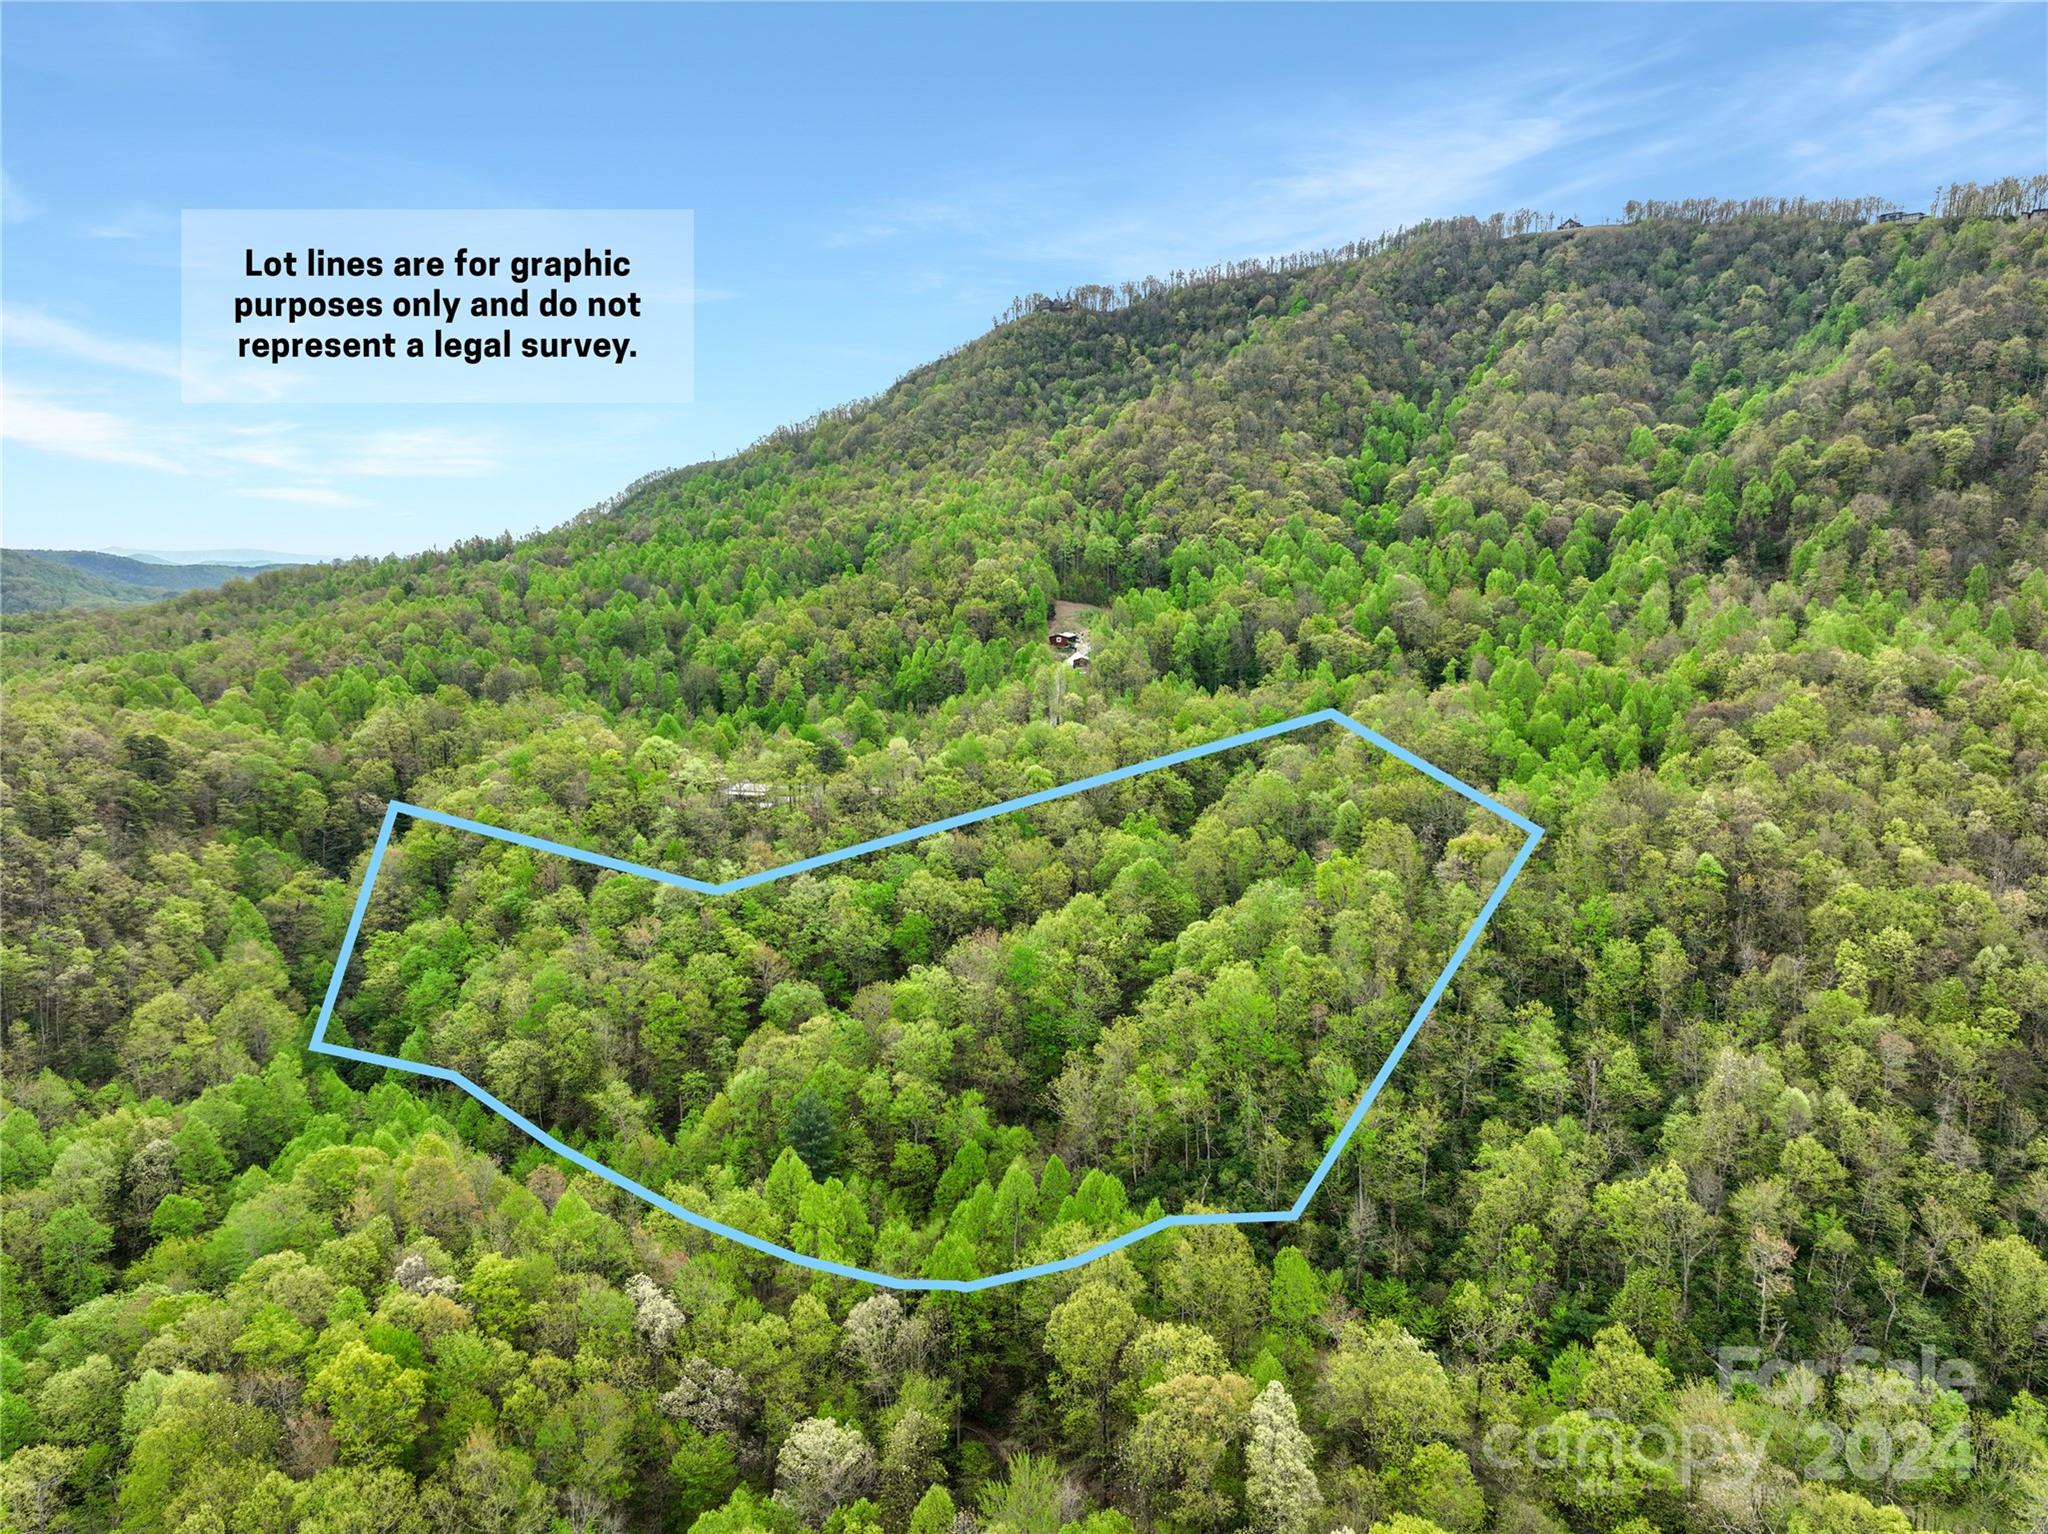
(0, 548, 290, 613)
(99, 546, 308, 566)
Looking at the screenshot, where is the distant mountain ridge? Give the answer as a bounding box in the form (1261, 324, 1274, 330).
(0, 547, 290, 613)
(99, 546, 306, 566)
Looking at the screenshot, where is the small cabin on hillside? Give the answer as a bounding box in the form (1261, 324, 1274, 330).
(1067, 654, 1090, 670)
(1875, 211, 1926, 224)
(1049, 631, 1080, 649)
(1559, 218, 1584, 230)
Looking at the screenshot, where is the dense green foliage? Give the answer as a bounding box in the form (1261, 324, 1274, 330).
(0, 552, 283, 616)
(319, 726, 1503, 1233)
(5, 200, 2048, 1534)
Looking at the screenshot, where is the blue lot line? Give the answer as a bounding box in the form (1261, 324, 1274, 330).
(309, 707, 1544, 1292)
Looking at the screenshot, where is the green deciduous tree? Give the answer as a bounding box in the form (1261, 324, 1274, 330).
(308, 1340, 427, 1467)
(1319, 1322, 1462, 1464)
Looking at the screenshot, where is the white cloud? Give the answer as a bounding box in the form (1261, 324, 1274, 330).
(0, 383, 185, 473)
(1, 169, 39, 226)
(1734, 6, 2038, 191)
(0, 304, 299, 404)
(82, 203, 167, 241)
(342, 427, 502, 479)
(822, 198, 994, 251)
(1249, 115, 1571, 251)
(210, 425, 311, 473)
(2, 299, 303, 403)
(818, 46, 1659, 282)
(817, 5, 2037, 293)
(2, 305, 183, 381)
(1835, 5, 1996, 99)
(1784, 93, 2034, 179)
(233, 485, 363, 508)
(0, 376, 503, 490)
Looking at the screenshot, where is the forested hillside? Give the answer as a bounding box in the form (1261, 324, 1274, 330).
(0, 552, 288, 616)
(4, 195, 2048, 1534)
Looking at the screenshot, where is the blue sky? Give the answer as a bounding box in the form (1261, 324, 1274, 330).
(3, 2, 2042, 561)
